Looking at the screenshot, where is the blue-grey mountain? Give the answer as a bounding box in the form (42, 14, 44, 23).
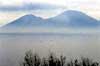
(47, 10, 100, 28)
(2, 14, 47, 28)
(0, 10, 100, 33)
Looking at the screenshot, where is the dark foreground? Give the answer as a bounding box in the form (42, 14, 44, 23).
(21, 50, 99, 66)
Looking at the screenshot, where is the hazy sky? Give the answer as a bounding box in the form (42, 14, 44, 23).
(0, 0, 100, 26)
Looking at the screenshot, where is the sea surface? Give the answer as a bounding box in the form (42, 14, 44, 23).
(0, 33, 100, 66)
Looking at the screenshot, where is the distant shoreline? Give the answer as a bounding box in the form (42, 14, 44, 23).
(0, 32, 99, 36)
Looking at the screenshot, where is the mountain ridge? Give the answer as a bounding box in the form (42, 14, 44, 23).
(0, 10, 100, 33)
(2, 14, 45, 28)
(46, 10, 100, 28)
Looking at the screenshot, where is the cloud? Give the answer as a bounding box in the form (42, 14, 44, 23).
(0, 3, 65, 12)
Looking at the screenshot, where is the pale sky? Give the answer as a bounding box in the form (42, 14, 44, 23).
(0, 0, 100, 26)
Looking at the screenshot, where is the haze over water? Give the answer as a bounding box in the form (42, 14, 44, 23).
(0, 33, 100, 66)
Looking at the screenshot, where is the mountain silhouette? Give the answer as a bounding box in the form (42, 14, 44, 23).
(2, 14, 47, 28)
(47, 10, 100, 28)
(0, 10, 100, 33)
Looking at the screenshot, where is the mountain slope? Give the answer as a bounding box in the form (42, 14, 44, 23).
(47, 10, 100, 28)
(0, 10, 100, 33)
(2, 14, 46, 28)
(2, 10, 100, 29)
